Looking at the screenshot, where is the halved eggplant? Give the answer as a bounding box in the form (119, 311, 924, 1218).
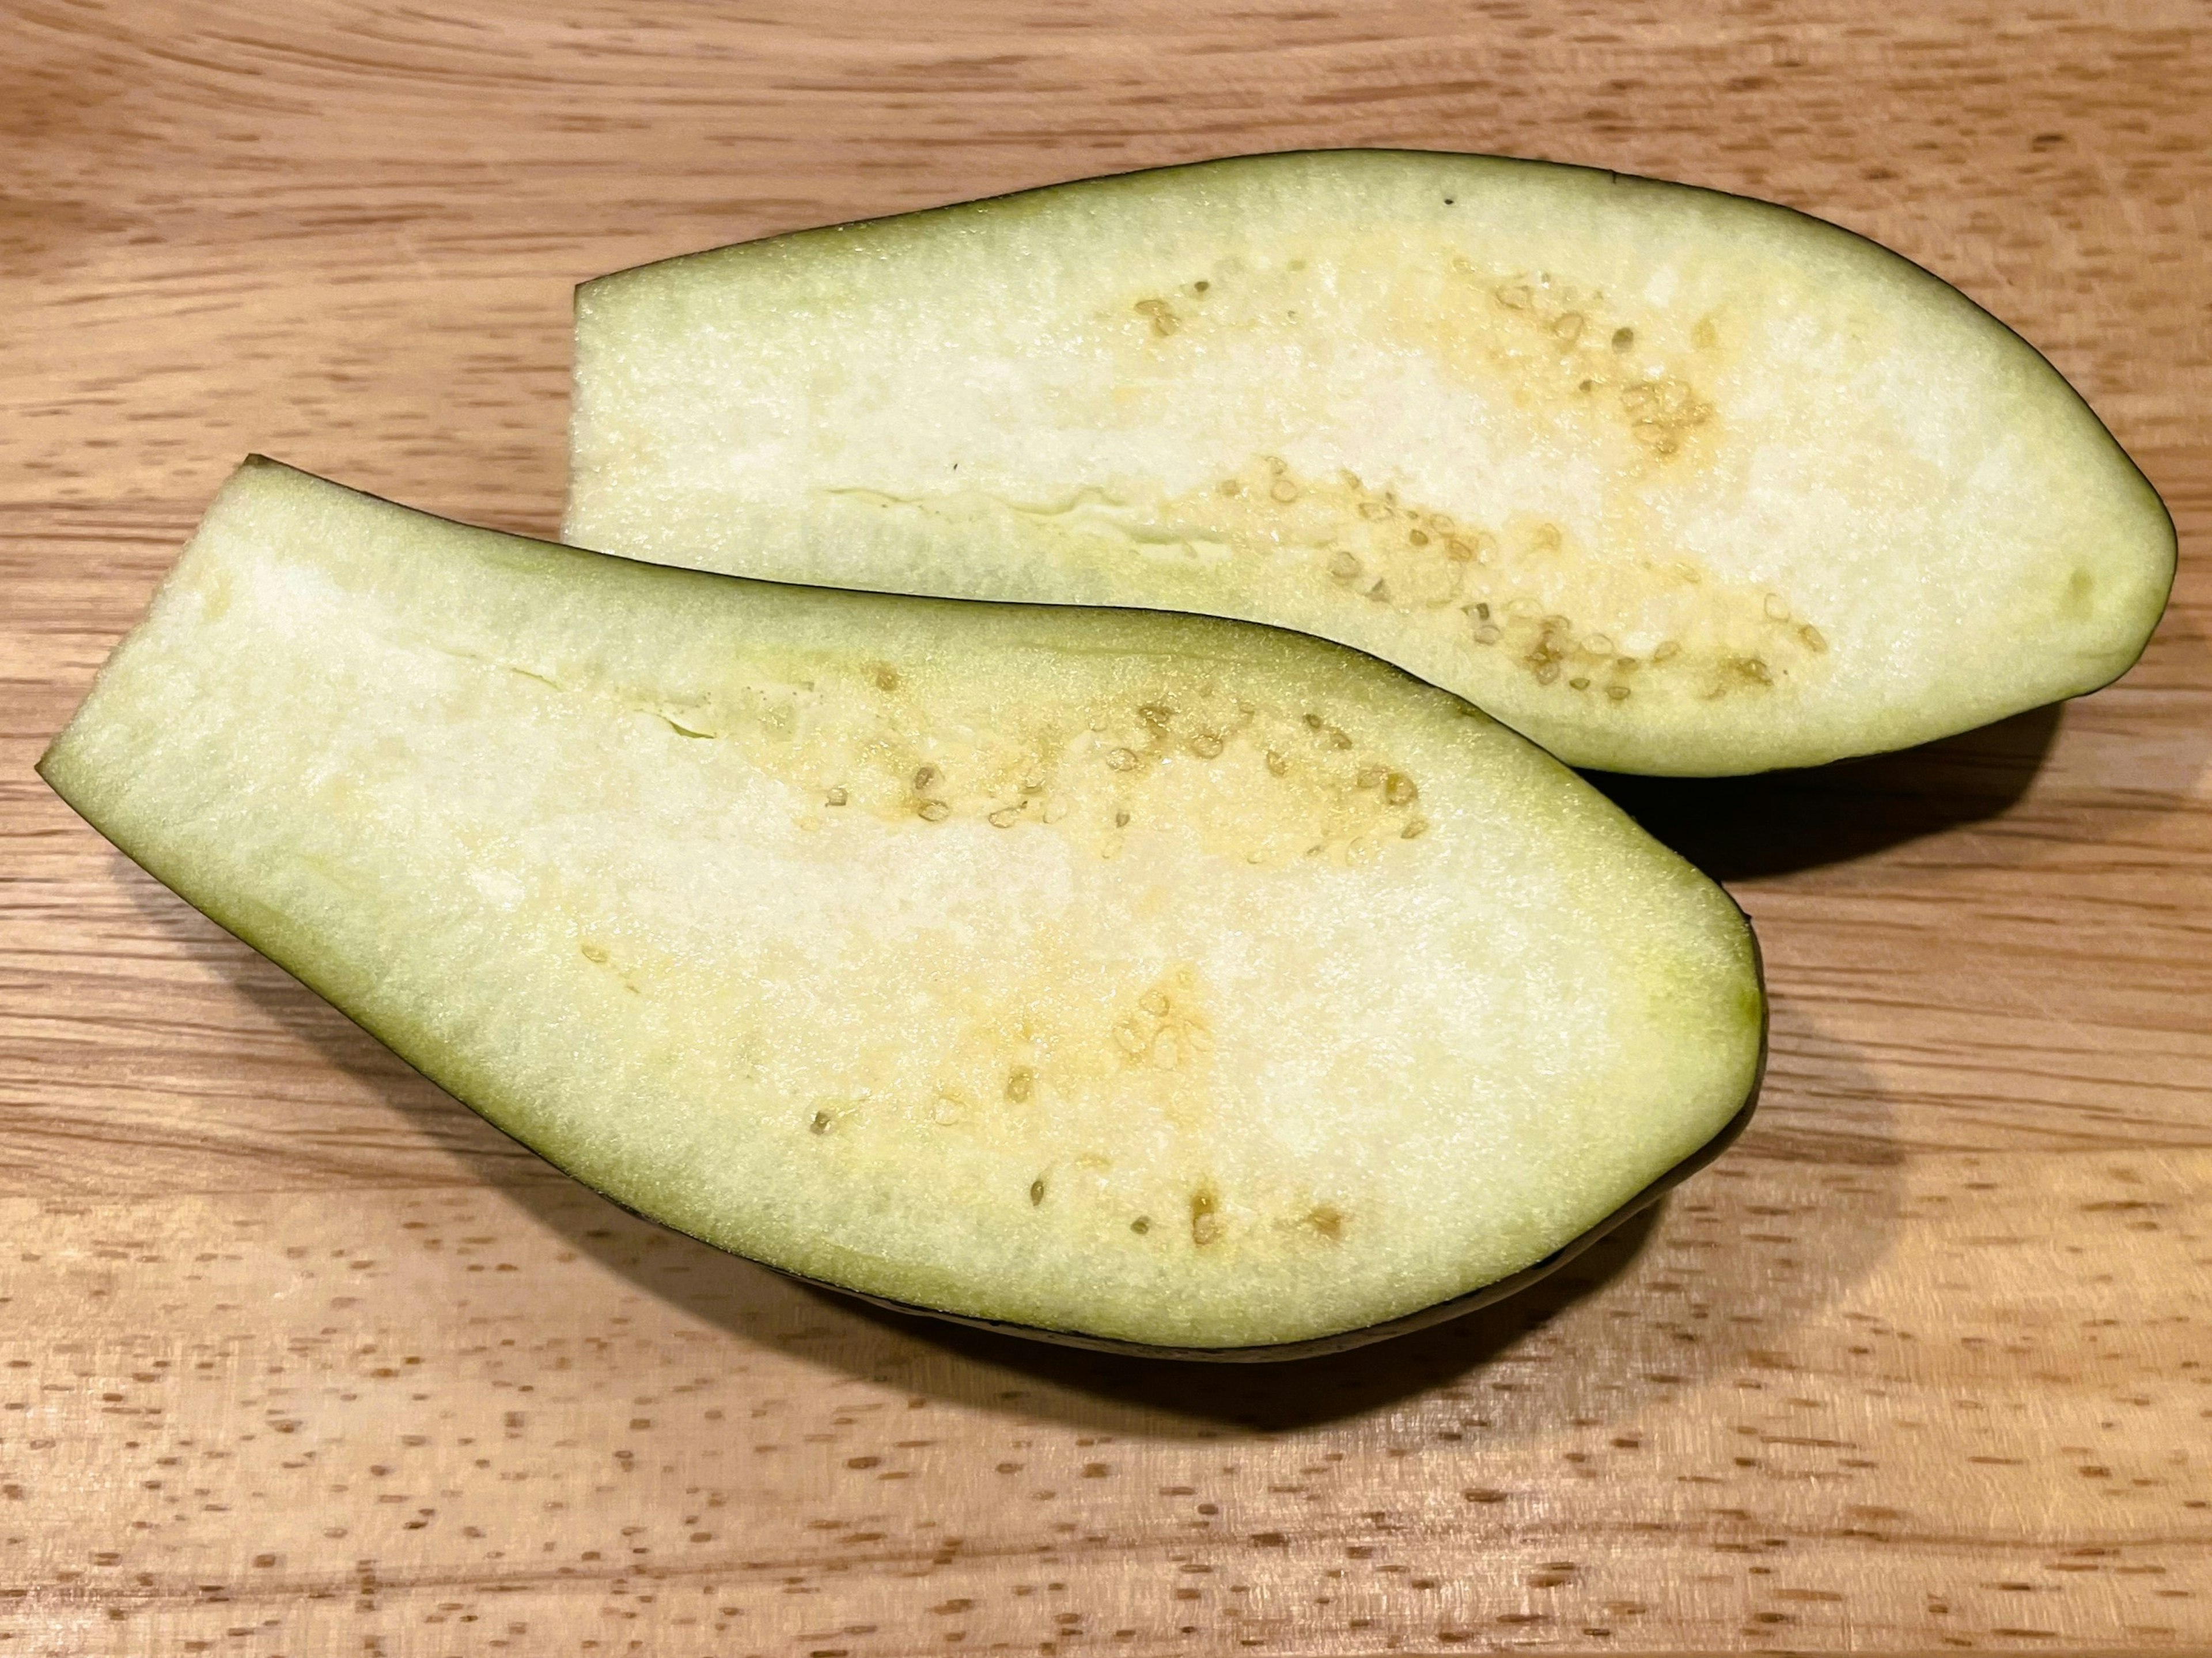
(567, 149, 2173, 776)
(42, 460, 1763, 1356)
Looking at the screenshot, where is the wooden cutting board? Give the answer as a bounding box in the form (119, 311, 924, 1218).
(5, 4, 2207, 1653)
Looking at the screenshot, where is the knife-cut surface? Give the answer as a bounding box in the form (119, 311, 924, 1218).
(569, 149, 2173, 775)
(43, 460, 1763, 1352)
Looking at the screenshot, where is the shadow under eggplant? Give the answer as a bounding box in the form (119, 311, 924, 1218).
(1586, 701, 2061, 880)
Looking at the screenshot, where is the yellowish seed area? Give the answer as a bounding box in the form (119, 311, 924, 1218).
(1112, 238, 1724, 463)
(779, 945, 1351, 1255)
(1160, 458, 1827, 704)
(618, 655, 1427, 867)
(486, 650, 1402, 1253)
(1005, 238, 1828, 705)
(1421, 256, 1718, 458)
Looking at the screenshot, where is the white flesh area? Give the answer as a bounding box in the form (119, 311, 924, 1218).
(568, 150, 2173, 776)
(43, 462, 1761, 1349)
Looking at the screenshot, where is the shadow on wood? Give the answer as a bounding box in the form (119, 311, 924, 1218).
(1585, 701, 2063, 881)
(778, 1200, 1668, 1431)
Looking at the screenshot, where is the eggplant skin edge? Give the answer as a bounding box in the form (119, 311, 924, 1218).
(40, 737, 1767, 1363)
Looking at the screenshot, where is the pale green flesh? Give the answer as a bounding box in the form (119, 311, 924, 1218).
(44, 461, 1762, 1350)
(567, 149, 2174, 776)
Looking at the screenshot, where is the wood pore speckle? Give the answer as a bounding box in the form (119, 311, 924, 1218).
(4, 3, 2210, 1654)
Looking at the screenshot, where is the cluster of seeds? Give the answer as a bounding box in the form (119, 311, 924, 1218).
(474, 658, 1434, 891)
(787, 675, 1430, 862)
(1464, 590, 1828, 701)
(1168, 454, 1834, 710)
(1478, 261, 1720, 457)
(1196, 457, 1492, 615)
(1109, 981, 1214, 1074)
(1097, 256, 1846, 716)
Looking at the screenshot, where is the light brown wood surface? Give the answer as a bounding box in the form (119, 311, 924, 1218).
(4, 3, 2209, 1653)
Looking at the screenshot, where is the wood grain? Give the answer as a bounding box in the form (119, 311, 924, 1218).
(3, 3, 2208, 1653)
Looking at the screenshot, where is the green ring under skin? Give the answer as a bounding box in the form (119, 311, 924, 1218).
(44, 754, 1766, 1362)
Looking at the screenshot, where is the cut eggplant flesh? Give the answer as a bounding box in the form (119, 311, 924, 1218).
(568, 149, 2173, 776)
(43, 460, 1763, 1355)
